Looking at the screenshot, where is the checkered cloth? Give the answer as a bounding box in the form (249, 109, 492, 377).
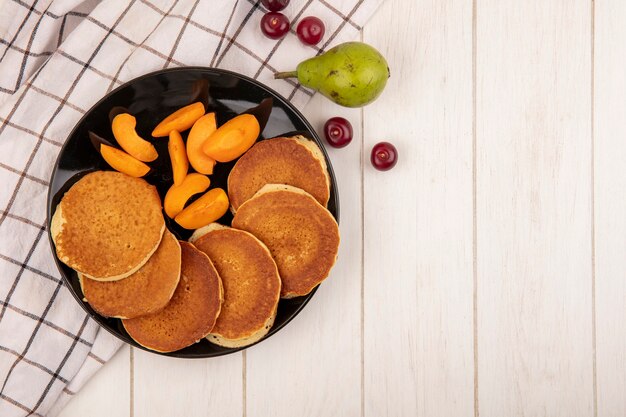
(0, 0, 383, 416)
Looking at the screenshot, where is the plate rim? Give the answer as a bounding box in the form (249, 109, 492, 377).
(45, 66, 340, 358)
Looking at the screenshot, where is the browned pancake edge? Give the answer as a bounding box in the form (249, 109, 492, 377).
(232, 184, 339, 298)
(80, 231, 181, 319)
(191, 224, 281, 347)
(51, 171, 165, 281)
(121, 241, 223, 353)
(227, 136, 330, 213)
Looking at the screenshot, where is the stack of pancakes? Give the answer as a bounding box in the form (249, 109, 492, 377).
(51, 171, 222, 352)
(51, 135, 339, 353)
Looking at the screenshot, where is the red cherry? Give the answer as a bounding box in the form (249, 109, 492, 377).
(296, 16, 325, 46)
(324, 117, 353, 148)
(371, 142, 398, 171)
(261, 12, 290, 40)
(261, 0, 289, 12)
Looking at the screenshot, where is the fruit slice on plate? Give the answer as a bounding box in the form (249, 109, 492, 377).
(175, 188, 229, 229)
(187, 113, 217, 175)
(164, 173, 211, 218)
(122, 241, 223, 353)
(168, 131, 188, 185)
(152, 102, 205, 138)
(112, 113, 158, 162)
(202, 114, 260, 162)
(100, 144, 150, 178)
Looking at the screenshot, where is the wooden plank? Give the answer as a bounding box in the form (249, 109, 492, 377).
(475, 1, 594, 416)
(362, 0, 474, 416)
(133, 348, 243, 417)
(594, 1, 626, 415)
(57, 345, 130, 417)
(245, 95, 363, 417)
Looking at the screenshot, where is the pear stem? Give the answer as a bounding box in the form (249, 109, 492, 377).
(274, 71, 298, 80)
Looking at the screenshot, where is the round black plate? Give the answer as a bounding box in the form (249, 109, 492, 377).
(46, 67, 339, 358)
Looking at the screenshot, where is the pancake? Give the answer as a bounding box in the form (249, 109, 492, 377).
(190, 223, 281, 348)
(51, 171, 165, 281)
(122, 241, 223, 353)
(232, 184, 340, 298)
(79, 231, 181, 319)
(227, 136, 330, 213)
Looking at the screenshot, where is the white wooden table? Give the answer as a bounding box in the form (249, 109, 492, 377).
(59, 0, 626, 416)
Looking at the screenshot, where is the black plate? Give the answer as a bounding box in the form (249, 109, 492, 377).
(46, 67, 339, 358)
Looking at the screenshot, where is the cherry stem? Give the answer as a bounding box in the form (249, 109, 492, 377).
(274, 71, 298, 79)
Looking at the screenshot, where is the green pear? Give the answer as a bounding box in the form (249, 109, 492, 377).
(275, 42, 390, 107)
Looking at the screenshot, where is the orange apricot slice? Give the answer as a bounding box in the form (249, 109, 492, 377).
(201, 114, 260, 162)
(174, 188, 229, 229)
(152, 102, 205, 137)
(187, 113, 217, 175)
(100, 144, 150, 178)
(168, 130, 188, 185)
(111, 113, 158, 162)
(163, 173, 211, 218)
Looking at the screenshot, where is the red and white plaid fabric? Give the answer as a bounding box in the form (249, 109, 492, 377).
(0, 0, 383, 415)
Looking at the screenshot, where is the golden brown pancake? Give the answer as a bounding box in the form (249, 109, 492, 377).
(232, 184, 340, 298)
(227, 136, 330, 213)
(51, 171, 165, 281)
(122, 241, 223, 353)
(190, 223, 281, 348)
(79, 231, 181, 319)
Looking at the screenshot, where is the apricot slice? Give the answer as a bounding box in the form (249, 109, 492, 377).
(168, 130, 188, 185)
(187, 113, 217, 175)
(112, 113, 158, 162)
(152, 102, 205, 137)
(174, 188, 229, 230)
(201, 114, 260, 162)
(100, 144, 150, 178)
(164, 173, 211, 218)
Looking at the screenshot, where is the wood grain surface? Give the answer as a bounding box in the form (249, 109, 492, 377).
(476, 1, 594, 416)
(58, 1, 626, 416)
(363, 0, 473, 416)
(594, 1, 626, 416)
